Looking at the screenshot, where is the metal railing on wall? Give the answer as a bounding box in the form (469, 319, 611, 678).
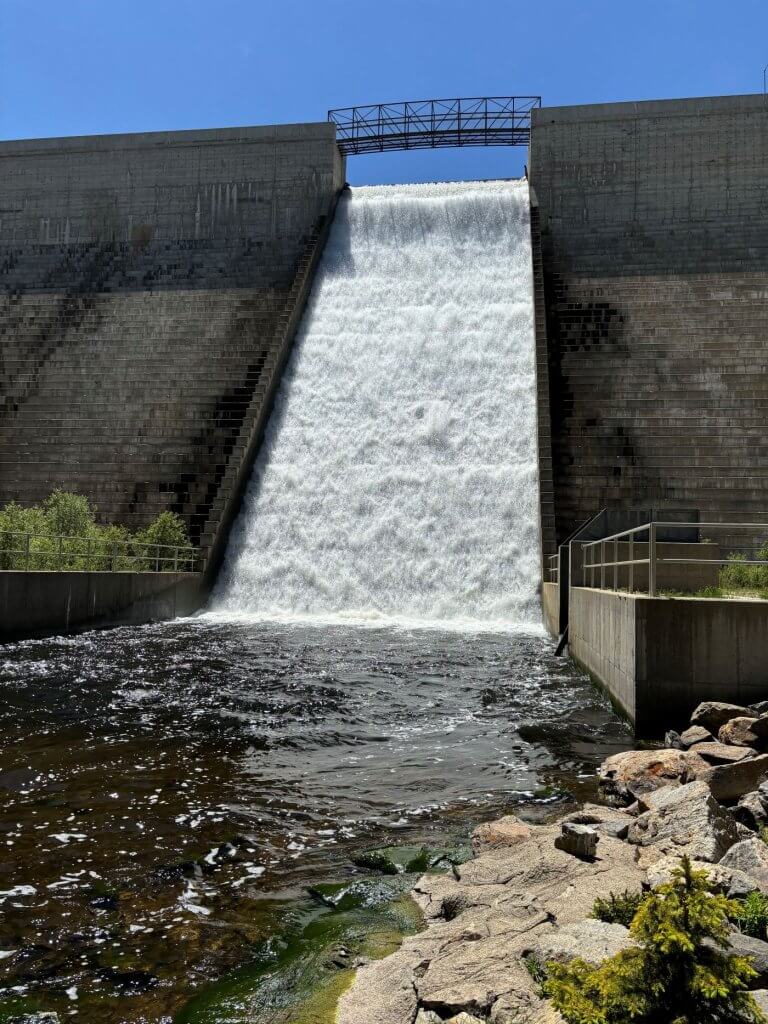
(580, 520, 768, 598)
(0, 531, 199, 573)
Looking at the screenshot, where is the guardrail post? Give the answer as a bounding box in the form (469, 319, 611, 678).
(629, 533, 634, 592)
(25, 532, 30, 571)
(649, 523, 657, 597)
(614, 537, 618, 591)
(600, 541, 605, 590)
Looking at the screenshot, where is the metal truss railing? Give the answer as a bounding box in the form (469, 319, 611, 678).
(328, 96, 541, 155)
(0, 531, 199, 573)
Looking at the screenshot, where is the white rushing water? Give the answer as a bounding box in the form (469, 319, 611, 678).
(212, 179, 541, 627)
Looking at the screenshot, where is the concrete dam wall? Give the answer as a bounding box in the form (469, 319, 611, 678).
(530, 94, 768, 544)
(0, 124, 344, 559)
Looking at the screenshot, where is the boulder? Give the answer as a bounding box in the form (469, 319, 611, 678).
(722, 931, 768, 986)
(599, 819, 630, 840)
(527, 919, 635, 966)
(720, 839, 768, 890)
(752, 991, 768, 1015)
(446, 1015, 486, 1024)
(680, 724, 714, 747)
(688, 741, 757, 764)
(664, 729, 684, 749)
(698, 754, 768, 802)
(598, 748, 709, 804)
(690, 701, 749, 734)
(626, 781, 740, 862)
(472, 815, 532, 854)
(750, 702, 768, 717)
(732, 791, 768, 831)
(416, 1013, 443, 1024)
(554, 823, 599, 860)
(719, 717, 768, 748)
(337, 950, 418, 1024)
(645, 853, 762, 897)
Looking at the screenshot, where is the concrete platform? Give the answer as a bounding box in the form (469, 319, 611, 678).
(568, 587, 768, 736)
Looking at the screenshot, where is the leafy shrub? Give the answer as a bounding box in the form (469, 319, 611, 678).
(721, 545, 768, 593)
(592, 890, 646, 928)
(544, 856, 765, 1023)
(731, 891, 768, 940)
(134, 511, 195, 571)
(0, 493, 193, 572)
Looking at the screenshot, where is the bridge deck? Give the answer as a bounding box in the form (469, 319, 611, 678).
(328, 96, 541, 155)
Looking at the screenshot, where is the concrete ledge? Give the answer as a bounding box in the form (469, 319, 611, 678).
(0, 571, 206, 642)
(569, 587, 768, 735)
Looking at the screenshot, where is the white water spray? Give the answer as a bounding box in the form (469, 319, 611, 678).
(212, 180, 541, 626)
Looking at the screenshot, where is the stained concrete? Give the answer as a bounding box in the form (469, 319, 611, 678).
(569, 587, 768, 735)
(530, 94, 768, 545)
(0, 571, 205, 641)
(0, 123, 345, 552)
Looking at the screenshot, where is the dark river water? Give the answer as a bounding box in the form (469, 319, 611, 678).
(0, 616, 629, 1023)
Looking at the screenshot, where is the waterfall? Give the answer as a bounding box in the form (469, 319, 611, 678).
(212, 180, 541, 626)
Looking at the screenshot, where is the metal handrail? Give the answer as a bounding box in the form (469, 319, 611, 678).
(579, 519, 768, 598)
(0, 530, 199, 573)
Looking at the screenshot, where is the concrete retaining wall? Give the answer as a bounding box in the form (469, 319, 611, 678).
(570, 587, 768, 734)
(530, 95, 768, 544)
(0, 571, 206, 641)
(542, 581, 560, 637)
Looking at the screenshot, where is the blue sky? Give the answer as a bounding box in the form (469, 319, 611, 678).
(1, 0, 767, 184)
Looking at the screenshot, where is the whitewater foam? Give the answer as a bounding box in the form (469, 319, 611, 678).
(212, 180, 541, 626)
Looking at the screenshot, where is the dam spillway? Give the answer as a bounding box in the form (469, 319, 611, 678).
(213, 180, 541, 626)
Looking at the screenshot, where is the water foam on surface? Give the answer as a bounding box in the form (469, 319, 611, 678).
(212, 180, 541, 625)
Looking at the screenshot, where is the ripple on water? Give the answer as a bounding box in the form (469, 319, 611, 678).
(0, 617, 629, 1022)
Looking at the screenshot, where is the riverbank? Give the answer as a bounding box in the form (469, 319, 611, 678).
(339, 699, 768, 1023)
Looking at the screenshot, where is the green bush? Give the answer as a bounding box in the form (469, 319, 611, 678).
(720, 544, 768, 593)
(0, 493, 193, 572)
(544, 857, 765, 1024)
(731, 892, 768, 940)
(592, 890, 646, 928)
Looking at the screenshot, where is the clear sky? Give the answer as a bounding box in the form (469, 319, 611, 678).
(1, 0, 767, 184)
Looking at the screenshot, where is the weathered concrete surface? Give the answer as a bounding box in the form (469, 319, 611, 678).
(0, 571, 205, 640)
(0, 123, 345, 559)
(530, 94, 768, 545)
(569, 587, 768, 733)
(542, 581, 559, 637)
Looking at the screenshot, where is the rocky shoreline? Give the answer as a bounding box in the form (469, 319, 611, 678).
(337, 700, 768, 1024)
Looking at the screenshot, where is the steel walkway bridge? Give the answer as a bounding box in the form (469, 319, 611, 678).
(328, 96, 541, 155)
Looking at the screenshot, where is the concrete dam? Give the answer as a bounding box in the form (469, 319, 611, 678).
(1, 93, 767, 642)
